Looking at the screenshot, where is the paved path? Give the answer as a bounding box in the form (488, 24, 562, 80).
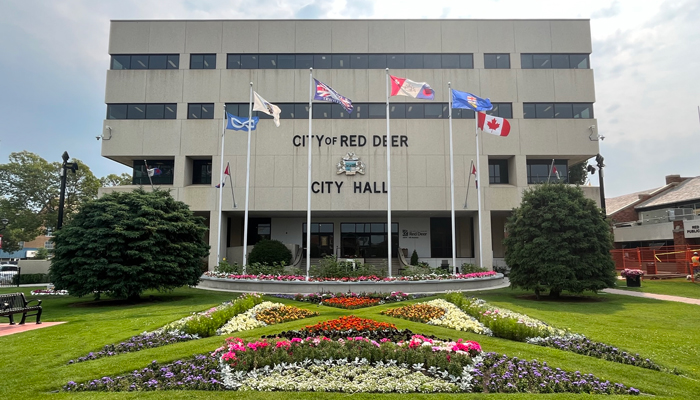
(601, 288, 700, 305)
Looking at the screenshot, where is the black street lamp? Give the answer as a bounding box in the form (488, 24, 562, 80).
(57, 151, 79, 230)
(0, 218, 8, 232)
(587, 153, 607, 218)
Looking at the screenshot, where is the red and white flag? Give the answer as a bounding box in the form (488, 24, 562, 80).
(216, 162, 231, 188)
(471, 164, 478, 189)
(477, 112, 511, 137)
(390, 75, 435, 100)
(552, 165, 560, 180)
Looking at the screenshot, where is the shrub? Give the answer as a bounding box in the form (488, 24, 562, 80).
(310, 256, 386, 278)
(215, 259, 242, 274)
(400, 263, 432, 276)
(178, 293, 263, 337)
(13, 273, 50, 285)
(247, 262, 284, 275)
(460, 263, 488, 274)
(410, 249, 419, 265)
(248, 239, 292, 266)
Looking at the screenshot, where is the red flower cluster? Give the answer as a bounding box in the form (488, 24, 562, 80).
(305, 316, 396, 333)
(322, 297, 380, 309)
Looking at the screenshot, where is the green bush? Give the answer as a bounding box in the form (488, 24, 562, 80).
(410, 249, 419, 265)
(247, 262, 284, 275)
(401, 263, 433, 276)
(310, 256, 386, 278)
(215, 259, 242, 274)
(248, 239, 292, 266)
(13, 273, 51, 285)
(181, 293, 263, 337)
(460, 263, 488, 274)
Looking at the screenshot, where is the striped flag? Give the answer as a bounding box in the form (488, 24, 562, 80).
(314, 79, 353, 113)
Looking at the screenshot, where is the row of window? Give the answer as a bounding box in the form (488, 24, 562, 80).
(110, 53, 590, 70)
(108, 102, 593, 120)
(133, 159, 570, 187)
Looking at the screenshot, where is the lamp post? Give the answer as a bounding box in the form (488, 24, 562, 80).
(595, 153, 606, 217)
(57, 151, 79, 230)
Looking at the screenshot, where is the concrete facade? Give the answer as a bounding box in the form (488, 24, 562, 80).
(101, 19, 601, 270)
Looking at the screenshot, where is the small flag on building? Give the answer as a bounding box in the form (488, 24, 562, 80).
(226, 112, 259, 131)
(147, 167, 162, 177)
(314, 79, 353, 113)
(390, 75, 435, 100)
(552, 165, 560, 180)
(477, 112, 511, 137)
(253, 92, 281, 127)
(472, 164, 478, 189)
(452, 89, 493, 111)
(216, 163, 231, 188)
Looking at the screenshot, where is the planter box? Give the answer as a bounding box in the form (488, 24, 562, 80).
(626, 276, 641, 287)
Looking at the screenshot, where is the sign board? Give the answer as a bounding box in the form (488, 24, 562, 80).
(683, 220, 700, 238)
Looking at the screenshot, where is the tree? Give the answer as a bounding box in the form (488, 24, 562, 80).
(568, 161, 588, 185)
(0, 151, 101, 251)
(503, 183, 616, 298)
(49, 189, 209, 300)
(248, 239, 292, 266)
(100, 173, 132, 187)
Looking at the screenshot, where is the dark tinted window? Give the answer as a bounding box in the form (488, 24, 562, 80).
(149, 55, 167, 69)
(167, 55, 179, 69)
(111, 55, 130, 69)
(331, 103, 350, 119)
(295, 104, 310, 119)
(259, 54, 276, 69)
(350, 103, 368, 119)
(278, 103, 295, 119)
(405, 54, 423, 69)
(460, 54, 473, 69)
(441, 54, 460, 68)
(523, 103, 536, 119)
(277, 54, 295, 69)
(313, 54, 331, 69)
(485, 103, 513, 118)
(536, 103, 554, 118)
(128, 104, 146, 119)
(551, 54, 569, 69)
(522, 53, 590, 69)
(423, 54, 441, 69)
(350, 54, 368, 69)
(489, 159, 509, 184)
(192, 159, 212, 184)
(521, 54, 533, 69)
(368, 104, 386, 119)
(131, 55, 149, 69)
(188, 103, 214, 119)
(146, 104, 165, 119)
(406, 104, 424, 118)
(227, 54, 241, 69)
(296, 54, 313, 69)
(313, 103, 332, 119)
(368, 54, 386, 69)
(387, 54, 405, 69)
(107, 104, 127, 119)
(527, 159, 568, 184)
(484, 53, 510, 69)
(424, 103, 445, 119)
(390, 103, 406, 118)
(133, 160, 174, 185)
(554, 103, 573, 118)
(573, 103, 593, 118)
(332, 54, 350, 69)
(240, 55, 258, 69)
(107, 104, 176, 120)
(570, 54, 589, 69)
(523, 103, 593, 119)
(533, 54, 551, 68)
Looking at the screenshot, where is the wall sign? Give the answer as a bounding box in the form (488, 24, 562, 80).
(684, 220, 700, 238)
(337, 153, 365, 175)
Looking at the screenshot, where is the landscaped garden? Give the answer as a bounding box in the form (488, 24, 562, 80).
(1, 285, 699, 399)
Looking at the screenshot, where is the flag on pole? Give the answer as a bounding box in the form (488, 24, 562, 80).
(389, 75, 435, 100)
(452, 89, 493, 111)
(147, 167, 161, 177)
(552, 165, 560, 180)
(215, 162, 230, 188)
(472, 163, 478, 189)
(253, 92, 281, 127)
(314, 79, 353, 113)
(477, 112, 511, 137)
(226, 112, 259, 131)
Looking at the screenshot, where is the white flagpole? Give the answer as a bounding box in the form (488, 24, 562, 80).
(448, 83, 457, 274)
(242, 83, 253, 272)
(143, 160, 155, 190)
(547, 158, 555, 183)
(475, 114, 484, 269)
(306, 68, 313, 281)
(385, 69, 393, 278)
(215, 106, 227, 265)
(228, 163, 237, 208)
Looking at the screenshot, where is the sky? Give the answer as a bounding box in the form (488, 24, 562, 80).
(0, 0, 697, 197)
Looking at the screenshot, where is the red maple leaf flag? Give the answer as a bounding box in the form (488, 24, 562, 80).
(477, 112, 511, 137)
(471, 164, 478, 189)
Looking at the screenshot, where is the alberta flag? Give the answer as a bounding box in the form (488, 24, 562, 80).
(314, 79, 353, 113)
(477, 112, 511, 137)
(452, 89, 493, 111)
(390, 75, 435, 100)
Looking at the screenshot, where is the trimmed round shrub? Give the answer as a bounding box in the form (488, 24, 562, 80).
(248, 239, 292, 266)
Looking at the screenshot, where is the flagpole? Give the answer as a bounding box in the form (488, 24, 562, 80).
(228, 163, 237, 208)
(242, 82, 253, 272)
(464, 159, 474, 208)
(547, 158, 555, 183)
(475, 115, 484, 269)
(448, 83, 456, 274)
(143, 160, 155, 190)
(216, 106, 227, 265)
(385, 69, 393, 278)
(306, 68, 313, 281)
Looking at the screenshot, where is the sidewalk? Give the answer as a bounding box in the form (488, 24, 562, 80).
(601, 288, 700, 306)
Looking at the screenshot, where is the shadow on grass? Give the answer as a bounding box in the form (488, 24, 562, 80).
(69, 294, 191, 308)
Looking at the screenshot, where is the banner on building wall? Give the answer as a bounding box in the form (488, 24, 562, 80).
(683, 220, 700, 238)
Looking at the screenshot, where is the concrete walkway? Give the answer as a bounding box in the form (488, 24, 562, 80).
(601, 288, 700, 306)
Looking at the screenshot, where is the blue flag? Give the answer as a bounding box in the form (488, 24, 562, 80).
(314, 79, 353, 114)
(226, 112, 259, 131)
(452, 89, 493, 111)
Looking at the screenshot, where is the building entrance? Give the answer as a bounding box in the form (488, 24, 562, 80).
(302, 223, 334, 257)
(340, 223, 398, 258)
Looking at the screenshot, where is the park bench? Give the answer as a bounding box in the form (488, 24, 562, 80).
(0, 292, 42, 325)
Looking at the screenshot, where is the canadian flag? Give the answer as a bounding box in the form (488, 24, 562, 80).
(471, 164, 478, 189)
(477, 112, 511, 137)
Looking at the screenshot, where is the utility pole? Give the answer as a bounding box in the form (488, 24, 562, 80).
(57, 151, 78, 230)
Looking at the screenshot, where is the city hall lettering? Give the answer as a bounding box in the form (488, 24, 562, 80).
(311, 181, 388, 194)
(292, 134, 409, 148)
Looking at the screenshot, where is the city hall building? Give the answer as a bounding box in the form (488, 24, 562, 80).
(100, 19, 601, 271)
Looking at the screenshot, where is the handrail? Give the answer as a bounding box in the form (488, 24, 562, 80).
(290, 246, 303, 268)
(397, 248, 411, 274)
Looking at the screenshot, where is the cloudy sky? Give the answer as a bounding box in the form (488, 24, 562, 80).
(0, 0, 697, 197)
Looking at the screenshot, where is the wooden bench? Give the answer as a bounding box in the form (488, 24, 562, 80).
(0, 292, 42, 325)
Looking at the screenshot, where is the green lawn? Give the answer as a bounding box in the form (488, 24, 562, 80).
(1, 285, 699, 399)
(613, 278, 700, 299)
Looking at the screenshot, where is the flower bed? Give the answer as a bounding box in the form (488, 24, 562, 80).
(305, 315, 396, 334)
(218, 302, 318, 335)
(383, 299, 492, 336)
(322, 296, 380, 308)
(204, 271, 497, 282)
(526, 334, 662, 371)
(30, 289, 69, 295)
(68, 331, 198, 364)
(444, 292, 566, 341)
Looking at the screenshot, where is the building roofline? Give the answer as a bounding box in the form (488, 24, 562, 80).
(110, 18, 591, 23)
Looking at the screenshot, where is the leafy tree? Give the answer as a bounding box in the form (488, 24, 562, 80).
(503, 183, 616, 298)
(49, 189, 209, 300)
(34, 247, 49, 259)
(410, 249, 419, 265)
(100, 173, 132, 187)
(568, 161, 588, 185)
(248, 239, 292, 266)
(0, 151, 100, 251)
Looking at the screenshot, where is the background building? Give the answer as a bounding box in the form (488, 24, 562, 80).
(100, 19, 601, 271)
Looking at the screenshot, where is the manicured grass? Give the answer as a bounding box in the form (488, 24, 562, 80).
(614, 277, 700, 299)
(1, 286, 699, 399)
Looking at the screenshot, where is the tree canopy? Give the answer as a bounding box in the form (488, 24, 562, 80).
(49, 189, 209, 300)
(100, 173, 132, 187)
(503, 183, 616, 298)
(0, 151, 100, 252)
